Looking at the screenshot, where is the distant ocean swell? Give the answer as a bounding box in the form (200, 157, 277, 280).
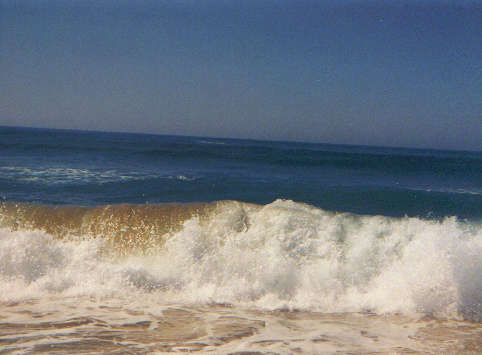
(2, 138, 480, 176)
(1, 200, 480, 321)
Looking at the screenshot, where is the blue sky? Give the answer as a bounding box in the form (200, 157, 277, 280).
(1, 0, 480, 150)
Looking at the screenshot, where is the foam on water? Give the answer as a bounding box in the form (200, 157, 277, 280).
(0, 200, 480, 321)
(0, 166, 197, 185)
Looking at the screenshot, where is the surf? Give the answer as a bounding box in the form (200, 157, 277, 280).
(0, 199, 480, 321)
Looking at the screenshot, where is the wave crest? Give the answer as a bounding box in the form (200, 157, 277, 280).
(0, 200, 480, 321)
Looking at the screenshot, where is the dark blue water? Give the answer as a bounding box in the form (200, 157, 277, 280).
(1, 126, 480, 219)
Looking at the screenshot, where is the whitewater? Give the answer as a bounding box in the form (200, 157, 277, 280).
(1, 199, 481, 318)
(0, 127, 480, 353)
(1, 200, 481, 353)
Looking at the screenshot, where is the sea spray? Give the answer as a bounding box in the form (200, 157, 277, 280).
(0, 200, 480, 321)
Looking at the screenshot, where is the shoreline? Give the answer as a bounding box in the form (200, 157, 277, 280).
(1, 298, 480, 354)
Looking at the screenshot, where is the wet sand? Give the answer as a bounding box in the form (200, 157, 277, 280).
(0, 297, 480, 354)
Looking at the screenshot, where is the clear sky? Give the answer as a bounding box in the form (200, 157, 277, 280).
(1, 0, 480, 150)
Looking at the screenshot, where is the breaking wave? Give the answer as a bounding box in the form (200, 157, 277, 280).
(0, 200, 480, 321)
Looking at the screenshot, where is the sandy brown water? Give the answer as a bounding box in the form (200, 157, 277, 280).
(0, 297, 480, 354)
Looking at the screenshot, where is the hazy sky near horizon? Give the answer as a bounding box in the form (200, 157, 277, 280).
(1, 0, 481, 150)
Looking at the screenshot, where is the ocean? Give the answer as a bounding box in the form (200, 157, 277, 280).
(0, 125, 481, 354)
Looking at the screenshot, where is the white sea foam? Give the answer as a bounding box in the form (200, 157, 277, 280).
(0, 166, 169, 184)
(169, 175, 197, 181)
(197, 140, 226, 145)
(406, 185, 482, 196)
(0, 200, 480, 321)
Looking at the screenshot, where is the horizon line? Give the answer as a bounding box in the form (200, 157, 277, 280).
(1, 124, 480, 154)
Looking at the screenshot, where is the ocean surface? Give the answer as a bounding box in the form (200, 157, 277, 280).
(0, 126, 481, 354)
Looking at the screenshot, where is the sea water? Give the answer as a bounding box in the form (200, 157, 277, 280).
(0, 126, 481, 353)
